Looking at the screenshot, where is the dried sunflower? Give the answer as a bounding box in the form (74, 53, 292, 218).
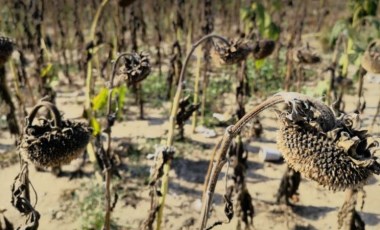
(0, 36, 14, 66)
(176, 96, 200, 127)
(19, 101, 91, 167)
(252, 39, 275, 60)
(276, 93, 380, 191)
(293, 44, 321, 64)
(213, 39, 253, 65)
(115, 52, 151, 87)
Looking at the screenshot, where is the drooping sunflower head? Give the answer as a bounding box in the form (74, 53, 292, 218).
(275, 92, 380, 191)
(213, 39, 253, 65)
(19, 101, 91, 167)
(115, 52, 151, 86)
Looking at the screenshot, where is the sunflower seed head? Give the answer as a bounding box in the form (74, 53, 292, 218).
(116, 52, 151, 86)
(0, 36, 14, 66)
(276, 94, 380, 191)
(213, 39, 253, 65)
(19, 119, 91, 167)
(275, 92, 336, 132)
(19, 102, 91, 167)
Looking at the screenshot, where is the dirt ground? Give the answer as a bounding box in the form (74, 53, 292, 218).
(1, 73, 380, 230)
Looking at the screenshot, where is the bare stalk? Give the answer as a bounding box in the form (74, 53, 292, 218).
(316, 0, 327, 32)
(103, 53, 133, 230)
(153, 4, 162, 76)
(371, 98, 380, 128)
(191, 48, 202, 133)
(9, 59, 27, 116)
(284, 47, 294, 91)
(156, 34, 229, 230)
(199, 0, 214, 125)
(85, 0, 110, 114)
(56, 1, 72, 84)
(0, 63, 20, 136)
(355, 67, 367, 113)
(284, 2, 304, 91)
(326, 35, 343, 104)
(338, 188, 365, 229)
(296, 63, 304, 92)
(200, 59, 211, 125)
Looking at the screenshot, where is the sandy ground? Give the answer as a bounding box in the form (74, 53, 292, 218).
(1, 73, 380, 230)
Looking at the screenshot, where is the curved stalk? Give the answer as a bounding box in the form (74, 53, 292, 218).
(103, 52, 133, 230)
(156, 34, 229, 230)
(200, 95, 285, 229)
(27, 101, 62, 128)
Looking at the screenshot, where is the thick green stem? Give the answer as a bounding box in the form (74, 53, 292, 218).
(156, 34, 229, 230)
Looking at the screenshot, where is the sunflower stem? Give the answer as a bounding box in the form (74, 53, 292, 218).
(191, 48, 202, 133)
(200, 95, 285, 229)
(103, 52, 134, 230)
(156, 34, 229, 230)
(83, 0, 110, 184)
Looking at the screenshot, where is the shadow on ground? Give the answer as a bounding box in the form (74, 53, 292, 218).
(292, 205, 336, 220)
(361, 211, 380, 226)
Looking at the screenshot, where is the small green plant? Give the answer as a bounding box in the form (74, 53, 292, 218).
(141, 71, 167, 108)
(78, 183, 118, 230)
(79, 183, 104, 229)
(246, 58, 284, 95)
